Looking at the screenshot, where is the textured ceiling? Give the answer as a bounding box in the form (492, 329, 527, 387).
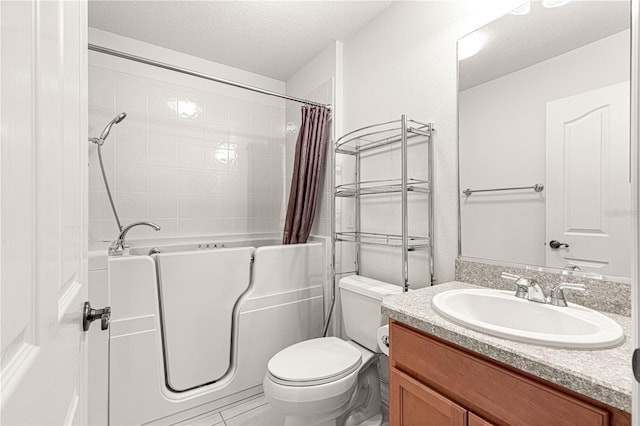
(459, 1, 630, 90)
(88, 0, 393, 81)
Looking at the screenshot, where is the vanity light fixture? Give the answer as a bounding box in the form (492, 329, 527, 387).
(510, 2, 530, 16)
(542, 0, 571, 8)
(458, 35, 484, 60)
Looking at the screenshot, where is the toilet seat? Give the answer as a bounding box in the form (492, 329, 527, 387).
(267, 337, 362, 387)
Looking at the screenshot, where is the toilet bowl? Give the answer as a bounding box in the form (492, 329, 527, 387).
(263, 275, 401, 426)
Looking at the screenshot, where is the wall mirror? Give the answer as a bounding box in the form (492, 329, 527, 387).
(457, 0, 632, 282)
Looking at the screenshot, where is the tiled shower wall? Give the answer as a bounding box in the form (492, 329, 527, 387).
(88, 65, 287, 242)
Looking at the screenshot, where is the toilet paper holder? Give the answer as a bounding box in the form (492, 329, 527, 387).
(381, 335, 389, 348)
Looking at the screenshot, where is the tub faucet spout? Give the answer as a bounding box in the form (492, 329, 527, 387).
(109, 221, 161, 256)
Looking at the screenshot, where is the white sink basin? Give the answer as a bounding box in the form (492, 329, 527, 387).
(431, 289, 624, 349)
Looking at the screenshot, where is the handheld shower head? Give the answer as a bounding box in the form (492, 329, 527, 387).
(89, 112, 128, 231)
(114, 112, 127, 123)
(97, 112, 127, 142)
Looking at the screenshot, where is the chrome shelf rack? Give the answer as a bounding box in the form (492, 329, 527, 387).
(331, 115, 435, 295)
(335, 178, 430, 198)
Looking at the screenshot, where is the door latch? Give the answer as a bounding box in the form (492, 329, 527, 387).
(83, 301, 111, 331)
(549, 240, 570, 249)
(633, 349, 640, 383)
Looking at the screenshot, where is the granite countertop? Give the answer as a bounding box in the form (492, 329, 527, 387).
(381, 281, 632, 413)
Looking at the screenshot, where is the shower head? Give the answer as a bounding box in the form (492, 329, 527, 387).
(113, 112, 127, 123)
(92, 112, 127, 144)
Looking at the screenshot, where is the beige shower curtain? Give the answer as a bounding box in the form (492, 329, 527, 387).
(283, 105, 331, 244)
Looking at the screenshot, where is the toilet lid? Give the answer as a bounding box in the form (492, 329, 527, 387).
(267, 337, 362, 385)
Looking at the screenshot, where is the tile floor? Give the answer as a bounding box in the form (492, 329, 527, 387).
(176, 393, 389, 426)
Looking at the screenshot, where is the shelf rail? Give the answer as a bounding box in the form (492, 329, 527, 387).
(335, 119, 433, 155)
(462, 183, 544, 196)
(335, 178, 430, 197)
(331, 115, 435, 298)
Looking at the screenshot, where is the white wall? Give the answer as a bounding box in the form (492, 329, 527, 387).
(459, 30, 630, 266)
(88, 29, 287, 244)
(341, 0, 525, 284)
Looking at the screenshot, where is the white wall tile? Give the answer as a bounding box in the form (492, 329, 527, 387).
(250, 196, 271, 218)
(177, 170, 225, 194)
(89, 191, 113, 221)
(178, 194, 218, 219)
(225, 196, 250, 218)
(205, 97, 229, 125)
(149, 167, 178, 193)
(178, 218, 217, 235)
(89, 220, 119, 242)
(148, 193, 178, 219)
(115, 164, 148, 192)
(177, 91, 204, 122)
(89, 57, 287, 242)
(229, 102, 251, 129)
(250, 153, 271, 175)
(204, 146, 229, 172)
(177, 143, 205, 169)
(89, 66, 115, 108)
(148, 81, 178, 120)
(227, 172, 249, 196)
(250, 137, 271, 157)
(177, 118, 205, 144)
(148, 139, 177, 167)
(228, 149, 250, 173)
(115, 134, 148, 166)
(250, 174, 272, 196)
(115, 73, 148, 114)
(148, 218, 178, 237)
(89, 162, 114, 192)
(115, 192, 149, 219)
(270, 151, 285, 177)
(251, 104, 272, 138)
(227, 217, 250, 234)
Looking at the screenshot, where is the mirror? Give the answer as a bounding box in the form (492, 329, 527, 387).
(458, 1, 632, 281)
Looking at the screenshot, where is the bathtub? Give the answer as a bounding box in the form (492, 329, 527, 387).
(105, 236, 325, 425)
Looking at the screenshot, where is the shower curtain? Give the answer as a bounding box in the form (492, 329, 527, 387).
(283, 105, 331, 244)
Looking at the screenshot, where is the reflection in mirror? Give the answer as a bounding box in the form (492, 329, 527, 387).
(458, 1, 631, 280)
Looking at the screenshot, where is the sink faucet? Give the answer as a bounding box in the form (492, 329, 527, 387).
(501, 273, 586, 307)
(500, 272, 546, 303)
(109, 221, 161, 256)
(547, 282, 586, 307)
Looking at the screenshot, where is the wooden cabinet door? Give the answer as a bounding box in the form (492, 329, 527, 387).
(468, 413, 496, 426)
(390, 367, 467, 426)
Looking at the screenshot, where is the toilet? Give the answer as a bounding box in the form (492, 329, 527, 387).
(263, 275, 402, 426)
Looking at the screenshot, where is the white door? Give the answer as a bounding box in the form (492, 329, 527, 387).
(1, 1, 90, 424)
(545, 81, 631, 277)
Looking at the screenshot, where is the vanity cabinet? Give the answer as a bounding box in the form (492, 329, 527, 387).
(389, 320, 630, 426)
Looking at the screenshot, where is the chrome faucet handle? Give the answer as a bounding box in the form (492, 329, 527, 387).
(108, 240, 124, 256)
(500, 272, 529, 299)
(548, 282, 586, 307)
(500, 272, 546, 303)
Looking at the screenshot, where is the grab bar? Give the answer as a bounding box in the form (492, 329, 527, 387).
(462, 183, 544, 196)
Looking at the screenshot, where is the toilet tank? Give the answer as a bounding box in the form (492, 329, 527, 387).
(339, 275, 403, 352)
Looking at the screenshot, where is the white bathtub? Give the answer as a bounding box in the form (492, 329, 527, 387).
(104, 236, 325, 425)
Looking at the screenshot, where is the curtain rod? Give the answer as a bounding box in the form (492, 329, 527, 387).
(88, 44, 331, 109)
